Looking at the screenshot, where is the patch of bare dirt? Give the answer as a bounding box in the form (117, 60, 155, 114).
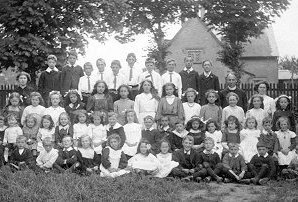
(180, 183, 268, 202)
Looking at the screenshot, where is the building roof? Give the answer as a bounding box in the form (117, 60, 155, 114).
(242, 26, 279, 57)
(169, 18, 279, 58)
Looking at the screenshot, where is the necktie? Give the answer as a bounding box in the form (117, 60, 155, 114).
(113, 74, 117, 89)
(87, 76, 91, 91)
(150, 73, 154, 85)
(170, 72, 173, 83)
(129, 67, 133, 81)
(101, 73, 103, 80)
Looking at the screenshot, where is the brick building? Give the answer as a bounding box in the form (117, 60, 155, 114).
(167, 18, 279, 84)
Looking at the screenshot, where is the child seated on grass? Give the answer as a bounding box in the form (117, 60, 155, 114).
(195, 137, 223, 183)
(242, 141, 276, 185)
(9, 135, 34, 172)
(53, 136, 78, 173)
(155, 139, 178, 178)
(259, 117, 279, 160)
(171, 135, 201, 182)
(77, 134, 101, 175)
(36, 137, 59, 172)
(100, 134, 129, 178)
(281, 145, 298, 179)
(221, 143, 247, 183)
(127, 138, 160, 176)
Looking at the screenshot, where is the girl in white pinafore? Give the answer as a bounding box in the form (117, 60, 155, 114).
(122, 110, 142, 158)
(239, 117, 260, 163)
(134, 80, 159, 128)
(155, 140, 178, 178)
(205, 120, 223, 158)
(88, 112, 107, 155)
(100, 134, 130, 178)
(276, 117, 297, 166)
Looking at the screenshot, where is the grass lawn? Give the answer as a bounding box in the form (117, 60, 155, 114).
(0, 166, 298, 202)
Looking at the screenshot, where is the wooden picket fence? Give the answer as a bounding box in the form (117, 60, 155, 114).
(0, 83, 298, 109)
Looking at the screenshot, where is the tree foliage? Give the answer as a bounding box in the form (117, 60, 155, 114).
(119, 0, 200, 72)
(0, 0, 128, 73)
(202, 0, 290, 79)
(279, 56, 298, 75)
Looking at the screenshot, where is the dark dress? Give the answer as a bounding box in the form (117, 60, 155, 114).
(54, 125, 74, 147)
(272, 110, 296, 132)
(65, 103, 85, 124)
(141, 129, 160, 154)
(77, 149, 101, 172)
(16, 85, 35, 106)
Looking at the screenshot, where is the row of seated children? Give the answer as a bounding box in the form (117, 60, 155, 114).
(4, 131, 298, 186)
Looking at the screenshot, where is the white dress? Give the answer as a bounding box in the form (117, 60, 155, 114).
(222, 106, 245, 126)
(154, 153, 178, 178)
(128, 153, 161, 171)
(44, 106, 65, 126)
(73, 123, 89, 140)
(262, 95, 275, 116)
(122, 123, 142, 156)
(134, 93, 158, 127)
(276, 130, 297, 165)
(100, 147, 130, 178)
(88, 124, 107, 154)
(3, 126, 23, 144)
(37, 128, 55, 152)
(21, 105, 45, 125)
(205, 130, 223, 158)
(246, 108, 268, 130)
(239, 129, 260, 163)
(183, 102, 201, 124)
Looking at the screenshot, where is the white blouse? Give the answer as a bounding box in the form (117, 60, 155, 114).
(183, 102, 201, 124)
(21, 105, 45, 125)
(73, 123, 89, 140)
(134, 93, 158, 116)
(44, 106, 65, 126)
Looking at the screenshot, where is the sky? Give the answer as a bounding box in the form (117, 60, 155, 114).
(78, 1, 298, 68)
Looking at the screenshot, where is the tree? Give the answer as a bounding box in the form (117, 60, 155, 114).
(0, 0, 128, 74)
(279, 56, 298, 85)
(202, 0, 290, 80)
(119, 0, 200, 72)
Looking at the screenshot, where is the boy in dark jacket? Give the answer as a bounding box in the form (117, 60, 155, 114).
(60, 50, 84, 96)
(194, 137, 223, 182)
(171, 135, 201, 182)
(53, 136, 78, 173)
(9, 135, 34, 171)
(38, 55, 61, 105)
(242, 141, 276, 185)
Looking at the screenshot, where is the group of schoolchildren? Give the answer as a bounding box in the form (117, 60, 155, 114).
(0, 51, 297, 186)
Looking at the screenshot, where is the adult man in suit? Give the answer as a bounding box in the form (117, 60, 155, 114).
(219, 73, 248, 112)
